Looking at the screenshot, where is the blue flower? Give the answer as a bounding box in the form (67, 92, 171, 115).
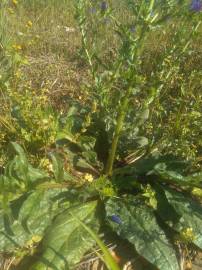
(130, 25, 136, 33)
(190, 0, 202, 11)
(111, 215, 122, 224)
(100, 1, 108, 11)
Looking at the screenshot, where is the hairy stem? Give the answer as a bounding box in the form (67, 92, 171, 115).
(105, 87, 132, 176)
(105, 25, 148, 176)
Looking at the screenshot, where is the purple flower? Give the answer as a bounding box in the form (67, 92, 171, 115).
(190, 0, 202, 11)
(111, 215, 122, 224)
(130, 25, 136, 33)
(100, 1, 108, 11)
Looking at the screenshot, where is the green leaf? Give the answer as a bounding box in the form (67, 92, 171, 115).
(152, 163, 202, 188)
(162, 188, 202, 249)
(56, 131, 77, 144)
(30, 201, 99, 270)
(185, 172, 202, 186)
(26, 164, 48, 184)
(82, 150, 99, 167)
(18, 190, 59, 234)
(73, 216, 121, 270)
(133, 136, 149, 148)
(50, 153, 74, 182)
(74, 156, 99, 174)
(10, 142, 29, 183)
(7, 143, 48, 187)
(50, 153, 64, 182)
(113, 154, 188, 177)
(11, 142, 28, 164)
(65, 148, 99, 175)
(106, 197, 179, 270)
(0, 189, 65, 252)
(79, 135, 96, 151)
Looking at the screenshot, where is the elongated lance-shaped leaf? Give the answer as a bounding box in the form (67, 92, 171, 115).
(50, 153, 65, 182)
(72, 214, 121, 270)
(106, 197, 179, 270)
(30, 201, 99, 270)
(0, 189, 65, 252)
(7, 143, 48, 187)
(50, 153, 74, 182)
(153, 163, 202, 188)
(157, 187, 202, 249)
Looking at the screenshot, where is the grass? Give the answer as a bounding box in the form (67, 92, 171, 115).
(0, 0, 202, 164)
(0, 1, 202, 269)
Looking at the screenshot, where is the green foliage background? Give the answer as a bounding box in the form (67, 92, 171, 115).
(0, 0, 202, 269)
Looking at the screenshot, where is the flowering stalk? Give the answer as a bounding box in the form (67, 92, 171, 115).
(105, 27, 147, 176)
(75, 0, 198, 177)
(75, 0, 95, 79)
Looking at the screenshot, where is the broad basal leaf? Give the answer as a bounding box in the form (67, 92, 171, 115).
(0, 189, 65, 252)
(106, 197, 179, 270)
(162, 188, 202, 249)
(113, 154, 188, 178)
(6, 143, 48, 186)
(152, 163, 202, 188)
(30, 201, 99, 270)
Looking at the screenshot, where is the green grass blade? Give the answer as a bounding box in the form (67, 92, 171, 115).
(71, 214, 121, 270)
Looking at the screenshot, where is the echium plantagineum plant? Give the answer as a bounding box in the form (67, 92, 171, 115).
(0, 1, 202, 270)
(75, 0, 201, 176)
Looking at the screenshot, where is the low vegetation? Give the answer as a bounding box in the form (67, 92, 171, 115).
(0, 0, 202, 269)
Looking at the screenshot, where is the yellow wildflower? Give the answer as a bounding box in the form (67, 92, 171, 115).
(12, 44, 22, 51)
(12, 0, 18, 5)
(26, 235, 42, 248)
(14, 70, 21, 78)
(26, 20, 33, 28)
(84, 173, 94, 182)
(192, 187, 202, 198)
(181, 227, 195, 242)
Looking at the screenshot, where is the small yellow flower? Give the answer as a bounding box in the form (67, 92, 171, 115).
(181, 227, 195, 242)
(32, 235, 42, 243)
(12, 44, 22, 51)
(14, 70, 21, 78)
(40, 158, 52, 171)
(12, 0, 18, 5)
(84, 173, 94, 182)
(192, 187, 202, 198)
(26, 20, 33, 28)
(26, 235, 42, 248)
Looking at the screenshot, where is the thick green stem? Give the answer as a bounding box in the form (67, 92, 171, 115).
(105, 88, 132, 176)
(105, 25, 148, 177)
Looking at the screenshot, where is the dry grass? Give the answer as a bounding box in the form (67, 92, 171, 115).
(0, 0, 202, 162)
